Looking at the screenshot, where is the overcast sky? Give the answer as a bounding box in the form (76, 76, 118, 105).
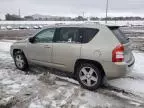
(0, 0, 144, 19)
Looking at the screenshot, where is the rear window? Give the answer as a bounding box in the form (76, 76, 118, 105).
(80, 28, 99, 43)
(109, 27, 129, 44)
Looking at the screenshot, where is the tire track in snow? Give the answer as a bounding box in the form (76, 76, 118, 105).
(122, 75, 144, 81)
(56, 76, 144, 107)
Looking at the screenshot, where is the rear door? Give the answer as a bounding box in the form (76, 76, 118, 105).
(110, 27, 135, 66)
(52, 27, 81, 72)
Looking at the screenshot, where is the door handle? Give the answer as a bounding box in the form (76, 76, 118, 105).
(44, 45, 51, 48)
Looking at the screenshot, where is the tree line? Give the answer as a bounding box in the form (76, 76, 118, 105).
(4, 13, 144, 21)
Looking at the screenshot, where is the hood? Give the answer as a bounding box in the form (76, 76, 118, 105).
(14, 38, 29, 43)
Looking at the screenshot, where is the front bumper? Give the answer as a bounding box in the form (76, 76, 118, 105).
(10, 45, 14, 58)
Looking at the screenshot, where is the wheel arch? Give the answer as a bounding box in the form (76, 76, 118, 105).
(13, 49, 23, 56)
(74, 59, 106, 79)
(13, 49, 29, 71)
(13, 49, 27, 60)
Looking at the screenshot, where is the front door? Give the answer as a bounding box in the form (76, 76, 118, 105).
(27, 28, 55, 64)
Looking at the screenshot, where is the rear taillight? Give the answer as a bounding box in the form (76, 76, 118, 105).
(112, 44, 124, 62)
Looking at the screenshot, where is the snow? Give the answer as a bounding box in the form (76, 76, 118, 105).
(132, 52, 144, 74)
(0, 40, 144, 107)
(0, 20, 144, 27)
(109, 79, 144, 95)
(0, 41, 13, 52)
(130, 37, 144, 39)
(0, 69, 38, 94)
(108, 51, 144, 96)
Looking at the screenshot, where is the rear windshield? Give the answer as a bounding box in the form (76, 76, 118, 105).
(109, 27, 129, 44)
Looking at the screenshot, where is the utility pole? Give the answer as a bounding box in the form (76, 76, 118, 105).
(82, 12, 85, 22)
(18, 8, 21, 18)
(105, 0, 109, 24)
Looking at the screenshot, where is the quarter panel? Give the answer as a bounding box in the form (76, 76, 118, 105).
(80, 25, 121, 77)
(81, 25, 120, 62)
(11, 41, 28, 58)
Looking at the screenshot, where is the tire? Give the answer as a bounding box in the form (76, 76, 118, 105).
(76, 63, 102, 91)
(14, 50, 28, 71)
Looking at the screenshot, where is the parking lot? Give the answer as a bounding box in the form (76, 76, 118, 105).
(0, 29, 144, 107)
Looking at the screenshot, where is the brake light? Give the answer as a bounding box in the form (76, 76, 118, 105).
(112, 44, 124, 62)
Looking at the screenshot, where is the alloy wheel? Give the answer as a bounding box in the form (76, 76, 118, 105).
(79, 67, 98, 87)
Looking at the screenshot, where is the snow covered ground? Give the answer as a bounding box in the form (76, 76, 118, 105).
(1, 21, 144, 30)
(0, 40, 144, 108)
(0, 20, 144, 26)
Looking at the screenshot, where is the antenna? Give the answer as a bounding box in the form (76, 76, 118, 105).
(105, 0, 109, 24)
(82, 12, 85, 17)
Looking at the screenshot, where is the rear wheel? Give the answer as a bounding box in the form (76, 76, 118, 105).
(14, 51, 28, 71)
(76, 63, 102, 90)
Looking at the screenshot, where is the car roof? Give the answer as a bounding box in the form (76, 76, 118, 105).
(43, 23, 104, 29)
(42, 22, 120, 30)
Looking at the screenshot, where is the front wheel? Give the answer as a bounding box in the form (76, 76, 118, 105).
(14, 51, 28, 71)
(76, 63, 102, 91)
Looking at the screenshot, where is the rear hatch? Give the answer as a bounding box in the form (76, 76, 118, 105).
(108, 26, 135, 66)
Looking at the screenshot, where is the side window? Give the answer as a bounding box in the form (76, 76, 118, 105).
(34, 28, 55, 43)
(55, 28, 81, 43)
(80, 28, 99, 43)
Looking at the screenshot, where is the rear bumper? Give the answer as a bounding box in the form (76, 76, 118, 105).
(102, 60, 135, 79)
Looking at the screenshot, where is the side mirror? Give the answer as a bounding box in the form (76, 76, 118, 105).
(29, 37, 34, 43)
